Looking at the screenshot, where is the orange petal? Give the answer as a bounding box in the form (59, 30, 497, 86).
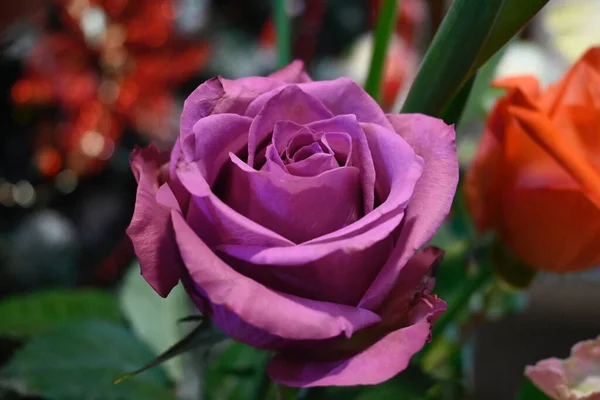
(509, 106, 600, 210)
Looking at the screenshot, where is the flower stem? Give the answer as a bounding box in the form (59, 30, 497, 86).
(273, 0, 292, 68)
(364, 0, 400, 103)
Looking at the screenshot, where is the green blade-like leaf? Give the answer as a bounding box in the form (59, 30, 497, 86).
(0, 290, 121, 338)
(440, 73, 477, 126)
(364, 0, 400, 103)
(273, 0, 291, 68)
(115, 321, 227, 384)
(401, 0, 506, 117)
(204, 342, 270, 400)
(1, 320, 175, 400)
(472, 0, 549, 74)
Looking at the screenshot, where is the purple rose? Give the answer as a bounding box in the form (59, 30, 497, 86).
(127, 61, 458, 387)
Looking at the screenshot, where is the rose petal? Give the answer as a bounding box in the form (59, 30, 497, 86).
(246, 78, 393, 130)
(246, 85, 334, 167)
(176, 161, 294, 248)
(223, 153, 362, 243)
(267, 294, 445, 387)
(268, 60, 312, 83)
(286, 153, 340, 177)
(126, 146, 181, 297)
(171, 210, 381, 349)
(179, 113, 253, 186)
(180, 75, 286, 141)
(214, 123, 422, 305)
(359, 114, 457, 310)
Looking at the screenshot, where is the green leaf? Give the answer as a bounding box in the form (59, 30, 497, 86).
(114, 320, 226, 385)
(204, 341, 271, 400)
(457, 44, 507, 130)
(119, 262, 192, 381)
(490, 238, 538, 290)
(273, 0, 291, 68)
(516, 379, 552, 400)
(401, 0, 506, 117)
(364, 0, 400, 103)
(0, 290, 121, 338)
(472, 0, 549, 74)
(440, 73, 477, 126)
(1, 320, 175, 400)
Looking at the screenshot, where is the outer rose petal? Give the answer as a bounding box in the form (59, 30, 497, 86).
(171, 210, 381, 349)
(268, 60, 312, 83)
(245, 78, 394, 130)
(126, 146, 180, 297)
(268, 291, 446, 387)
(360, 114, 457, 310)
(268, 322, 432, 387)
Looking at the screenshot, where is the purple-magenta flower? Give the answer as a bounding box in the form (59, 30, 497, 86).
(126, 61, 458, 387)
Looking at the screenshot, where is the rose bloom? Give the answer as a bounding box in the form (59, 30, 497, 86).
(526, 336, 600, 400)
(127, 61, 458, 386)
(466, 47, 600, 273)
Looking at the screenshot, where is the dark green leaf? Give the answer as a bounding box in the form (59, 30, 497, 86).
(401, 0, 505, 117)
(472, 0, 549, 74)
(273, 0, 291, 68)
(0, 290, 121, 338)
(204, 341, 270, 400)
(1, 320, 175, 400)
(115, 321, 227, 384)
(490, 238, 538, 290)
(364, 0, 400, 103)
(516, 379, 552, 400)
(440, 74, 477, 126)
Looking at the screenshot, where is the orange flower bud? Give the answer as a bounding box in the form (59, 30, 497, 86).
(465, 47, 600, 273)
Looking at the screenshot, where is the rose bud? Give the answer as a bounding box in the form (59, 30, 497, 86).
(465, 47, 600, 273)
(127, 61, 458, 387)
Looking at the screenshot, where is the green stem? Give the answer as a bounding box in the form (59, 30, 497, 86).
(364, 0, 400, 103)
(432, 264, 493, 339)
(273, 0, 292, 68)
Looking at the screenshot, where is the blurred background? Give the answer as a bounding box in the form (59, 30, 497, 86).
(0, 1, 599, 399)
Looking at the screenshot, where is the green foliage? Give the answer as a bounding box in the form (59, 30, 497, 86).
(364, 0, 400, 102)
(273, 0, 291, 68)
(401, 0, 505, 117)
(115, 320, 226, 385)
(119, 262, 191, 381)
(472, 0, 550, 74)
(203, 341, 271, 400)
(401, 0, 548, 118)
(515, 379, 552, 400)
(0, 290, 121, 338)
(1, 320, 175, 400)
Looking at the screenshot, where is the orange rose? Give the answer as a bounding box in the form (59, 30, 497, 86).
(465, 47, 600, 273)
